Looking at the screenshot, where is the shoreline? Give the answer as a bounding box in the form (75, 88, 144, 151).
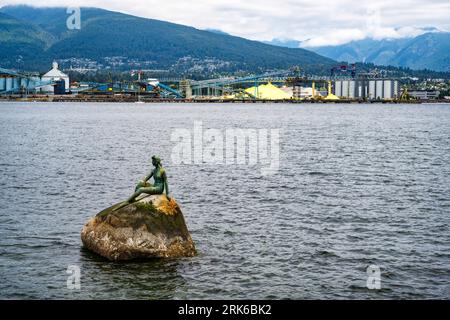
(1, 95, 449, 104)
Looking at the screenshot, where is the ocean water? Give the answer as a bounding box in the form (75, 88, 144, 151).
(0, 102, 449, 299)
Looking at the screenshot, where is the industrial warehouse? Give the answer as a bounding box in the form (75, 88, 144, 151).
(0, 62, 444, 103)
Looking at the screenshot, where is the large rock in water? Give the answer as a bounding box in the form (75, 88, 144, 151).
(81, 195, 196, 261)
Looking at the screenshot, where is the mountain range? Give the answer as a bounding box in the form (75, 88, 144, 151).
(0, 5, 335, 76)
(265, 32, 450, 72)
(1, 5, 449, 78)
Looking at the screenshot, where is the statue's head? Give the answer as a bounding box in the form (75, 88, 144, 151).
(151, 155, 161, 167)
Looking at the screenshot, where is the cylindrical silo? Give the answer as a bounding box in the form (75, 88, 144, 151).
(376, 81, 384, 99)
(384, 80, 393, 99)
(369, 81, 376, 100)
(357, 81, 363, 98)
(335, 80, 342, 97)
(12, 77, 19, 93)
(0, 78, 6, 91)
(342, 81, 349, 98)
(349, 80, 356, 99)
(6, 77, 13, 92)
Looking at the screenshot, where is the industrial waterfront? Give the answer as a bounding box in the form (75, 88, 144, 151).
(1, 63, 448, 103)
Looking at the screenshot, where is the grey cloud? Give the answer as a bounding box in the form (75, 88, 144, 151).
(0, 0, 448, 45)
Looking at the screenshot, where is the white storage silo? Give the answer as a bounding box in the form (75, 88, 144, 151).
(349, 80, 356, 99)
(369, 81, 376, 100)
(384, 80, 393, 99)
(335, 81, 342, 97)
(342, 81, 349, 98)
(376, 81, 384, 99)
(357, 81, 364, 98)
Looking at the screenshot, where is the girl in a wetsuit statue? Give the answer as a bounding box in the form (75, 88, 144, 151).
(127, 155, 170, 203)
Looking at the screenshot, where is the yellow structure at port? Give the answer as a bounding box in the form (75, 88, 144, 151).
(324, 80, 339, 100)
(324, 93, 340, 100)
(244, 82, 291, 100)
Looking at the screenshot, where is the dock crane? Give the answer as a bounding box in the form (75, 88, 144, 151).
(330, 64, 357, 78)
(399, 86, 410, 101)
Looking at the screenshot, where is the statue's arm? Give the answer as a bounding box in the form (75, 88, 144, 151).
(143, 170, 154, 183)
(162, 170, 170, 199)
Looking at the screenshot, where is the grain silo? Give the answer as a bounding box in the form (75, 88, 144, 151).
(334, 79, 399, 100)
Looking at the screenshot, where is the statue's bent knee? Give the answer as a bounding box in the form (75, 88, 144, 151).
(137, 188, 147, 194)
(135, 181, 151, 192)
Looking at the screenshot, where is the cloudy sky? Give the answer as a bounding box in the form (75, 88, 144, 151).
(1, 0, 449, 46)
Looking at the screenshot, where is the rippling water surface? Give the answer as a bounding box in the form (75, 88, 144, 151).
(0, 102, 449, 299)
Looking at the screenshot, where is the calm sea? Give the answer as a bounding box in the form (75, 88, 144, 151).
(0, 102, 449, 299)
